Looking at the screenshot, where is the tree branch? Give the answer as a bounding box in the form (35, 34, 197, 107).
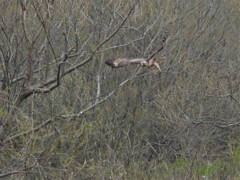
(14, 1, 139, 107)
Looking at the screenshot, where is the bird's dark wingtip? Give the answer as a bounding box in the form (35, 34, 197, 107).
(105, 59, 115, 67)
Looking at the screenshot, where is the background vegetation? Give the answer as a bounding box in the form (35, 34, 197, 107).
(0, 0, 240, 179)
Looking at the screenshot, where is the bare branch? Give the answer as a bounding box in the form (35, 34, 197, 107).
(41, 1, 139, 87)
(0, 160, 37, 179)
(20, 0, 31, 43)
(3, 119, 52, 143)
(61, 67, 143, 119)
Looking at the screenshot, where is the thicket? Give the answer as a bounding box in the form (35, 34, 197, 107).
(0, 0, 240, 179)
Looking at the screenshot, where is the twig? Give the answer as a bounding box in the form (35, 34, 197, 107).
(0, 160, 38, 178)
(43, 1, 139, 87)
(3, 119, 52, 143)
(146, 34, 169, 62)
(60, 67, 142, 119)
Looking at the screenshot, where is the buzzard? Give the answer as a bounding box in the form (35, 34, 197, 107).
(105, 35, 169, 72)
(105, 57, 166, 72)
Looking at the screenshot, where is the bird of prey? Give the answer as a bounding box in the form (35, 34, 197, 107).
(105, 57, 166, 72)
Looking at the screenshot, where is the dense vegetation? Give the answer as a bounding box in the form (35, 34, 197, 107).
(0, 0, 240, 179)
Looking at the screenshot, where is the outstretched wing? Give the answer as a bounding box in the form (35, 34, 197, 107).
(105, 58, 145, 68)
(105, 57, 166, 72)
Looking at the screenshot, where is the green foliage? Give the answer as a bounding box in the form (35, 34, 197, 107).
(0, 108, 7, 117)
(233, 144, 240, 160)
(196, 160, 225, 177)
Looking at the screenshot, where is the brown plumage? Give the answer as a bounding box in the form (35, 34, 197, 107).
(105, 34, 169, 71)
(105, 57, 166, 72)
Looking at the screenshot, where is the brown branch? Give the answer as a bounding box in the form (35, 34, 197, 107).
(5, 59, 142, 143)
(146, 34, 169, 62)
(0, 160, 37, 179)
(74, 0, 139, 67)
(32, 1, 57, 60)
(6, 80, 121, 142)
(42, 1, 139, 87)
(20, 0, 31, 44)
(61, 67, 142, 119)
(14, 1, 139, 106)
(3, 119, 52, 143)
(6, 71, 139, 141)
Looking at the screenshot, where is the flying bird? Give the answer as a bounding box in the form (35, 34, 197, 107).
(105, 57, 166, 72)
(105, 36, 168, 72)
